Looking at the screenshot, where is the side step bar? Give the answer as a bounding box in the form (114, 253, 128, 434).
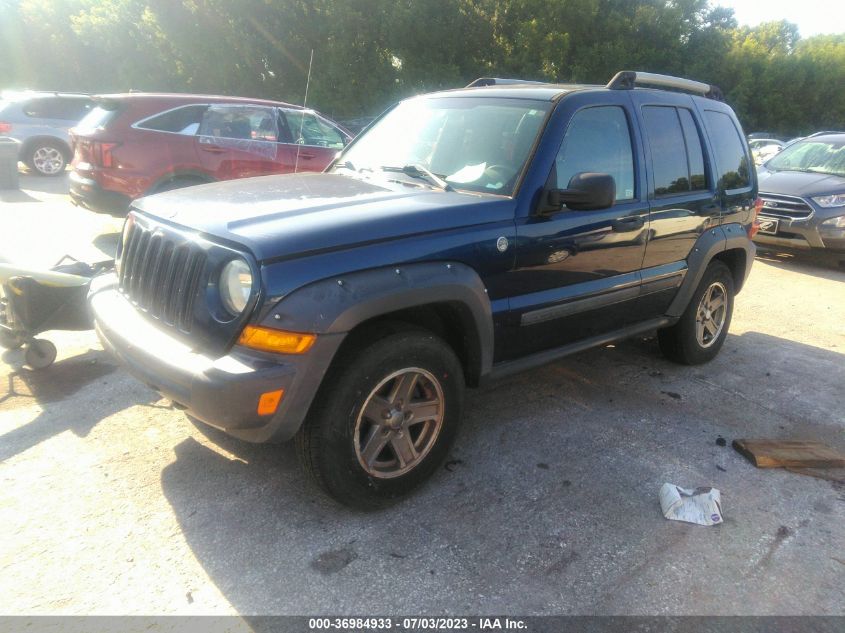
(483, 316, 676, 383)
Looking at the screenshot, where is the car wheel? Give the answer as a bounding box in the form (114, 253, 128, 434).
(26, 142, 67, 176)
(24, 338, 57, 369)
(296, 328, 465, 509)
(152, 177, 205, 194)
(658, 260, 734, 365)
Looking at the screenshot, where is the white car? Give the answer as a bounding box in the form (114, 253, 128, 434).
(749, 138, 784, 165)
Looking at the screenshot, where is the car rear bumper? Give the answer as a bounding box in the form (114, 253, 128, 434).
(89, 274, 344, 443)
(69, 170, 131, 215)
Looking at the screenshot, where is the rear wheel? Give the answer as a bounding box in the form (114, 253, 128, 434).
(151, 177, 206, 194)
(26, 142, 67, 176)
(658, 260, 734, 365)
(296, 329, 464, 509)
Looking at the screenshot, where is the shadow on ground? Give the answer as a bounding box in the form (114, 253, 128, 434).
(0, 189, 40, 203)
(0, 348, 158, 463)
(16, 169, 71, 196)
(755, 247, 845, 281)
(159, 330, 845, 615)
(92, 232, 120, 259)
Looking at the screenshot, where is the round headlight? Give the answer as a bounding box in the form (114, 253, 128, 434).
(220, 258, 253, 315)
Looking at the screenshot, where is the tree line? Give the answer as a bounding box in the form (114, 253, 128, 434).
(1, 0, 843, 136)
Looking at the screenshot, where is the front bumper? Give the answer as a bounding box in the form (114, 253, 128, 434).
(69, 170, 131, 216)
(90, 275, 343, 443)
(753, 211, 845, 254)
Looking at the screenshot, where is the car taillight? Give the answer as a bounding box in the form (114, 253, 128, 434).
(93, 141, 120, 168)
(0, 122, 11, 134)
(748, 197, 763, 238)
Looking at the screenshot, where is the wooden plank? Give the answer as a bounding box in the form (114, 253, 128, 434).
(732, 439, 845, 469)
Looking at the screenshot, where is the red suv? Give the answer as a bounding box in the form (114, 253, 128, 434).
(69, 93, 351, 214)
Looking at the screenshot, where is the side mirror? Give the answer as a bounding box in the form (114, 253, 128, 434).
(547, 172, 616, 211)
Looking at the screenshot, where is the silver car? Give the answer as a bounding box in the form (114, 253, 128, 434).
(0, 92, 94, 176)
(755, 132, 845, 262)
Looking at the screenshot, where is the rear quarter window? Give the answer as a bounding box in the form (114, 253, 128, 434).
(704, 110, 751, 191)
(23, 97, 93, 121)
(136, 105, 208, 135)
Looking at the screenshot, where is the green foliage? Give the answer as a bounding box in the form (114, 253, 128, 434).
(0, 0, 842, 133)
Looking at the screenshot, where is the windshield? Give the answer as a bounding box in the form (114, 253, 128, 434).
(765, 138, 845, 177)
(334, 96, 551, 196)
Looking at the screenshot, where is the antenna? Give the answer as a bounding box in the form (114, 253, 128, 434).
(294, 49, 314, 174)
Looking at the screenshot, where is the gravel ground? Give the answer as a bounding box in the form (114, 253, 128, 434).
(1, 174, 843, 616)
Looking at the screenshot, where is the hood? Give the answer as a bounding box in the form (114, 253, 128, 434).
(757, 168, 845, 198)
(133, 173, 512, 261)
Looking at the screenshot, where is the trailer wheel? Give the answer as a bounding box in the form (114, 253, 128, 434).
(25, 339, 57, 369)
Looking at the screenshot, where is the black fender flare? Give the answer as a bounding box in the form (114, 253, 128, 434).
(666, 223, 755, 317)
(260, 261, 495, 379)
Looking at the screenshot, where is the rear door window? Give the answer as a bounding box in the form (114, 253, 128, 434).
(555, 105, 635, 201)
(136, 105, 208, 135)
(199, 105, 279, 141)
(642, 106, 708, 195)
(678, 109, 707, 190)
(704, 110, 751, 190)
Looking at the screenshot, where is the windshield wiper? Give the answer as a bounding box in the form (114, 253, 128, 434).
(786, 168, 828, 175)
(335, 160, 373, 175)
(380, 164, 453, 191)
(335, 160, 358, 172)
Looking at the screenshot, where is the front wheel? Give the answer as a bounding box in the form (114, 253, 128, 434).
(296, 329, 465, 509)
(658, 260, 734, 365)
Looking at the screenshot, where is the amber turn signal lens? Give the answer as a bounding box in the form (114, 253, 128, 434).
(257, 389, 284, 416)
(238, 325, 316, 354)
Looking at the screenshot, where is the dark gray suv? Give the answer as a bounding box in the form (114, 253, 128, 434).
(755, 132, 845, 261)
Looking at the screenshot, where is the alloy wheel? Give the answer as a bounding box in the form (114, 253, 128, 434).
(695, 281, 727, 348)
(354, 367, 445, 479)
(32, 147, 65, 175)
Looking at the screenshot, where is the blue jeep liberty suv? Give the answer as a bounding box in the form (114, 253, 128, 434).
(90, 71, 758, 508)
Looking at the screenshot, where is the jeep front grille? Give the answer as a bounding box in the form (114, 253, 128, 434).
(118, 221, 207, 332)
(758, 193, 813, 220)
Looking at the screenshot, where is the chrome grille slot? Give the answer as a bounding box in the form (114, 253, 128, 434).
(150, 241, 174, 319)
(118, 221, 207, 333)
(759, 193, 813, 220)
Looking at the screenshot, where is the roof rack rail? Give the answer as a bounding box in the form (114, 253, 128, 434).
(606, 71, 723, 101)
(806, 130, 845, 137)
(1, 89, 93, 99)
(465, 77, 545, 88)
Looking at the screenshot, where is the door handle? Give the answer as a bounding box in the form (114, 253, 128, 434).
(611, 216, 645, 232)
(200, 145, 226, 153)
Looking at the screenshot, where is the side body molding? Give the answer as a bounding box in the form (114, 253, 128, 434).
(665, 223, 755, 317)
(261, 261, 496, 378)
